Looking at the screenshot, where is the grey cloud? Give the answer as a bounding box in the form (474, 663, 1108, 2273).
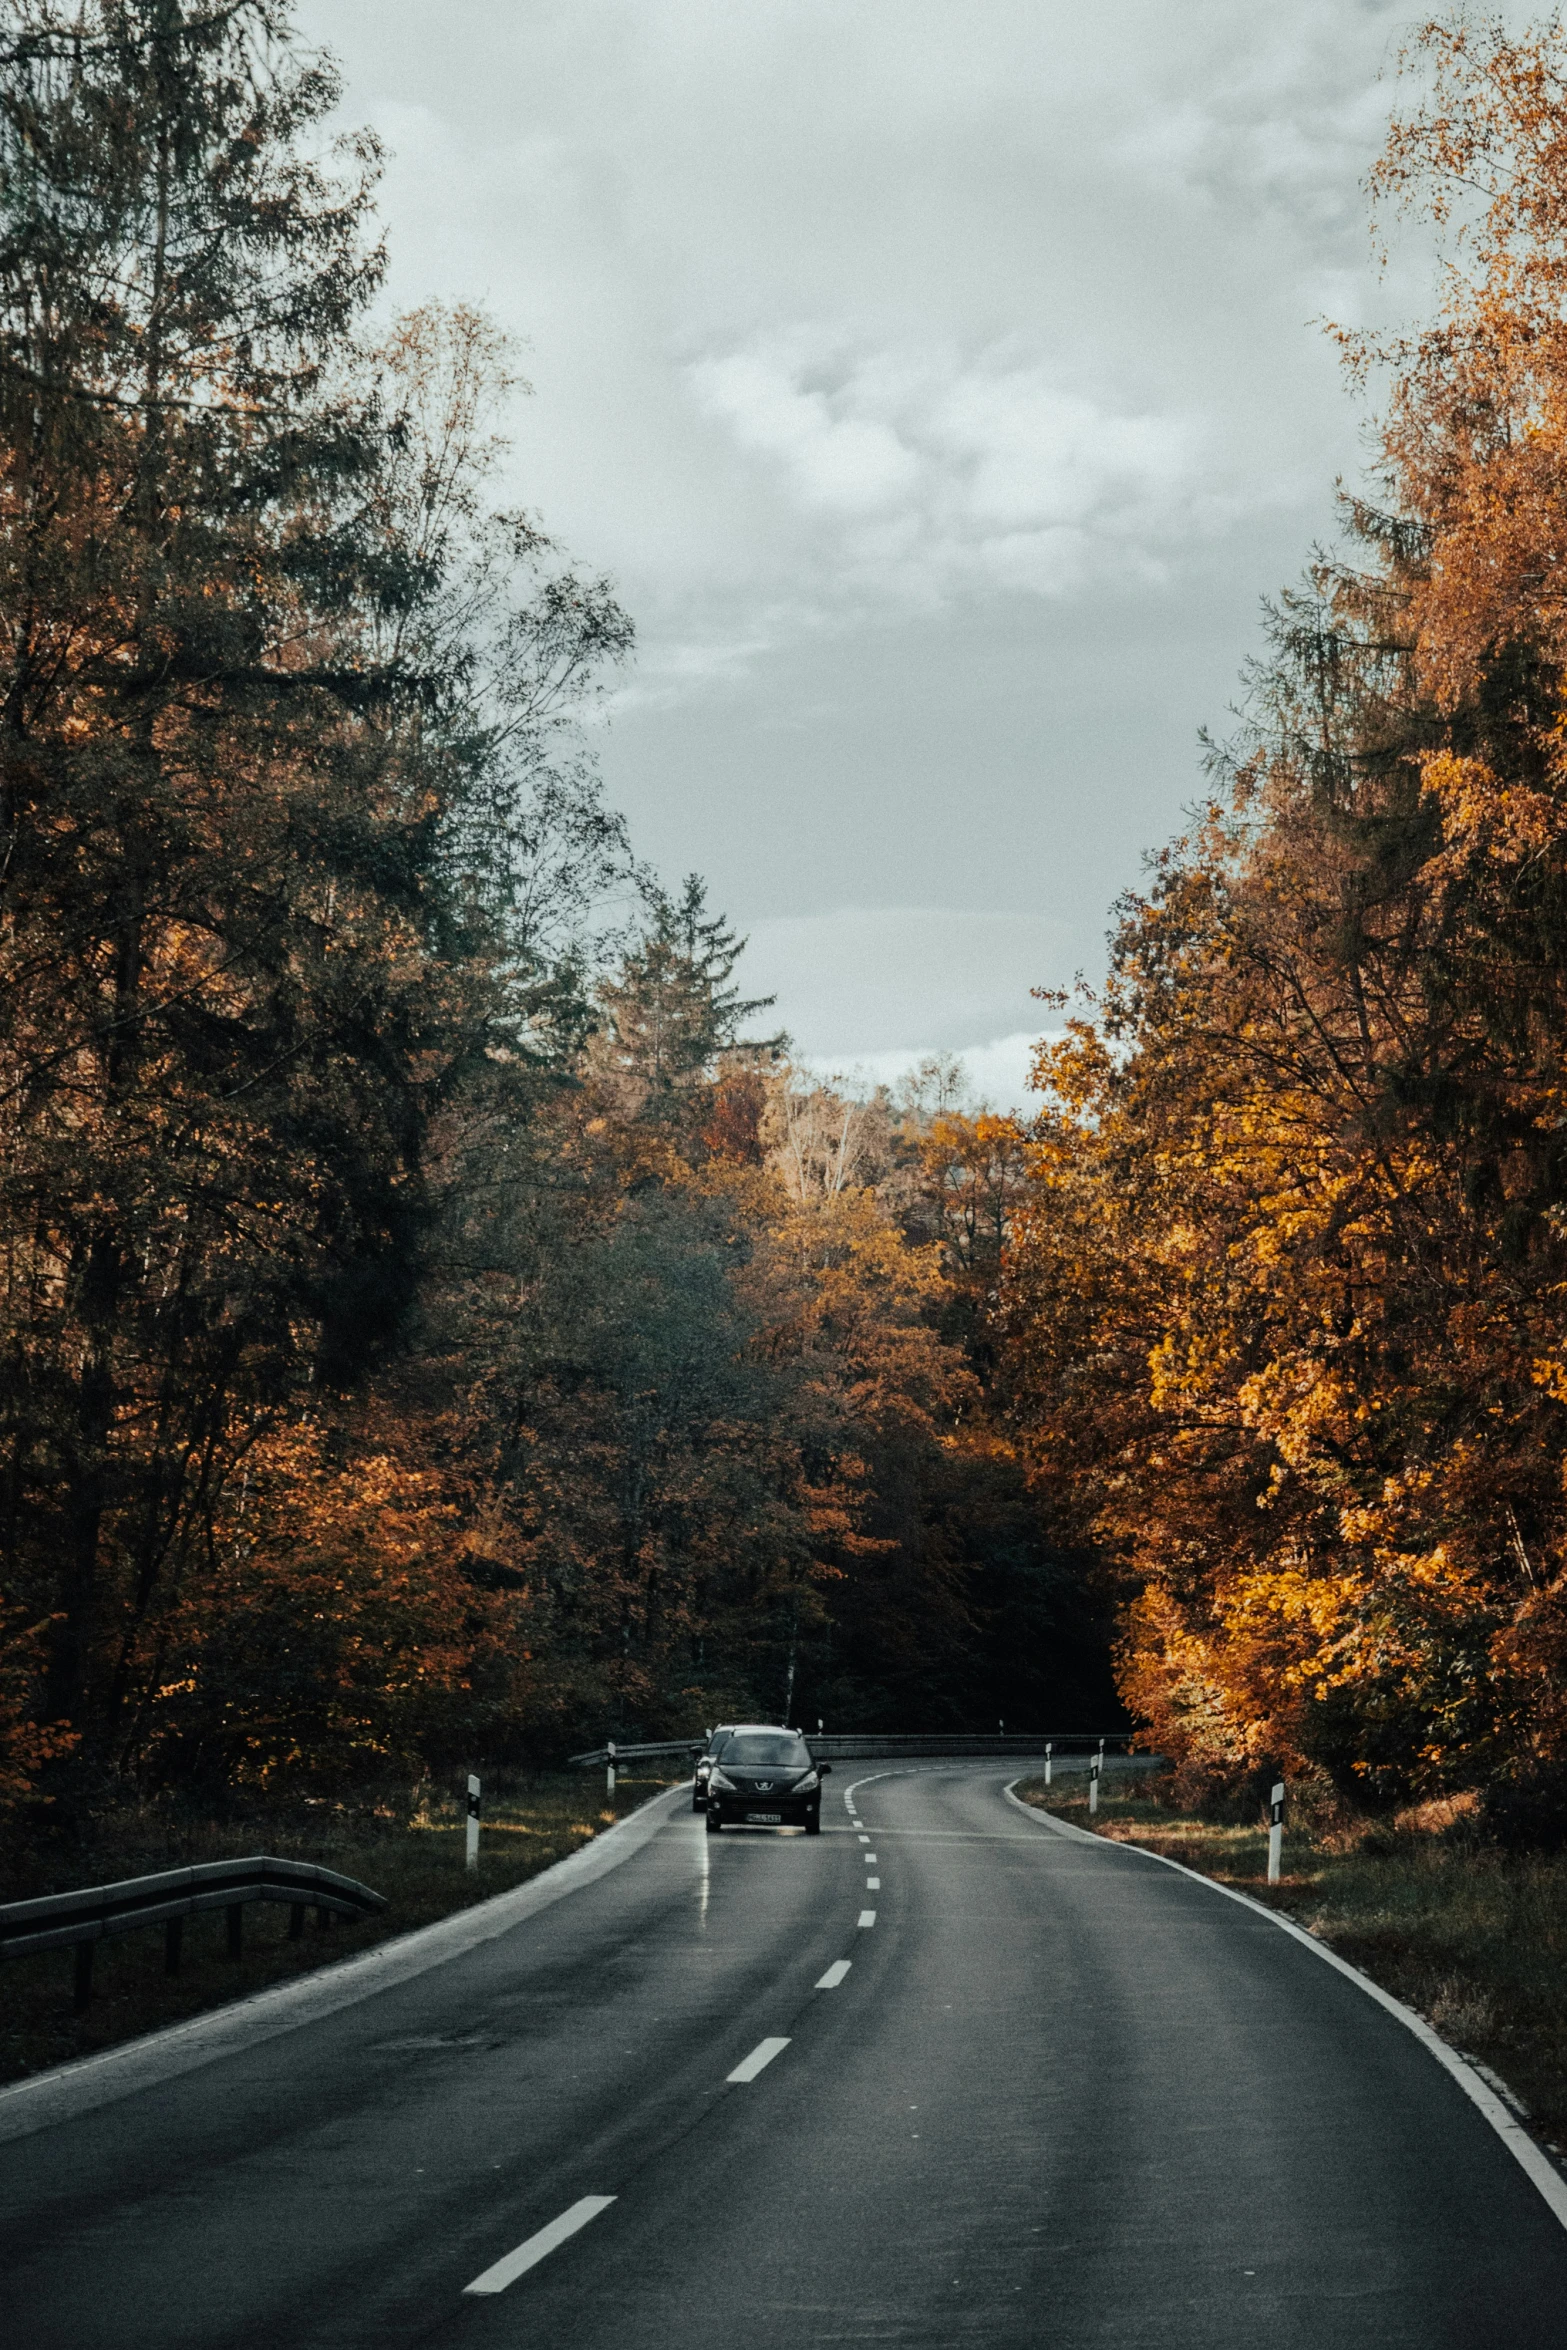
(296, 0, 1454, 1057)
(741, 908, 1074, 1058)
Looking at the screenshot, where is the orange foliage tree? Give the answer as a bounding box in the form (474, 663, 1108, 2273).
(1002, 17, 1567, 1803)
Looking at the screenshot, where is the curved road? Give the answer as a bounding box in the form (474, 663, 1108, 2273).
(2, 1763, 1564, 2348)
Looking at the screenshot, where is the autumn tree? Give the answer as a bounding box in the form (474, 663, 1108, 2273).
(1002, 17, 1567, 1804)
(0, 1, 632, 1785)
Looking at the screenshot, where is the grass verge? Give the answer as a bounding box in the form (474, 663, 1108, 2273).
(0, 1769, 681, 2088)
(1014, 1771, 1567, 2155)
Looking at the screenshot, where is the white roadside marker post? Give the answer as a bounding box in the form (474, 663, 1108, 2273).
(1044, 1740, 1053, 1787)
(606, 1739, 616, 1799)
(465, 1773, 481, 1873)
(1088, 1743, 1102, 1815)
(1267, 1780, 1285, 1885)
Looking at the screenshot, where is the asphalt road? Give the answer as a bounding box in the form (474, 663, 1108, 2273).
(3, 1762, 1565, 2349)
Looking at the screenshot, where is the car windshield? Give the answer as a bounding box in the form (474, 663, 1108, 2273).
(725, 1734, 811, 1770)
(705, 1731, 732, 1756)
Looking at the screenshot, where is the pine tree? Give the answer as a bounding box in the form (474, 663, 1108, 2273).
(588, 876, 781, 1127)
(0, 0, 455, 1750)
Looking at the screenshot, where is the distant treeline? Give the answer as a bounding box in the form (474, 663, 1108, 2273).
(0, 0, 1106, 1819)
(998, 20, 1567, 1820)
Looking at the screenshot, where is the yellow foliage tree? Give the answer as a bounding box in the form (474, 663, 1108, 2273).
(1003, 20, 1567, 1799)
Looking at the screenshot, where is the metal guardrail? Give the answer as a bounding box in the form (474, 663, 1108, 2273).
(567, 1739, 704, 1768)
(568, 1732, 1138, 1767)
(806, 1734, 1136, 1760)
(0, 1854, 387, 2011)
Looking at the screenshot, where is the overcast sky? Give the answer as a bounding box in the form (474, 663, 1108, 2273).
(298, 0, 1441, 1105)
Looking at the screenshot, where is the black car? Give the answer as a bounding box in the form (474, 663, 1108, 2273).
(692, 1724, 736, 1812)
(704, 1726, 831, 1835)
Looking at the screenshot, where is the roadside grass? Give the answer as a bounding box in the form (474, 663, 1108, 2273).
(1014, 1772, 1567, 2152)
(0, 1769, 682, 2088)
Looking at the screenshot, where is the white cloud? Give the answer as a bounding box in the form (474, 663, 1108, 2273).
(807, 1032, 1050, 1117)
(690, 347, 923, 516)
(687, 335, 1202, 601)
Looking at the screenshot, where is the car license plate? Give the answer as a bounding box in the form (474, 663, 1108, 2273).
(745, 1810, 782, 1824)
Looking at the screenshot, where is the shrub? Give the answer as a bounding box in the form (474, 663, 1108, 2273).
(1479, 1763, 1567, 1853)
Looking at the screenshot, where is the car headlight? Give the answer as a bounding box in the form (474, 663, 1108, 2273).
(792, 1770, 820, 1792)
(708, 1767, 735, 1792)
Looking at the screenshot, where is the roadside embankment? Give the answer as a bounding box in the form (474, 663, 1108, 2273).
(0, 1770, 679, 2086)
(1014, 1771, 1567, 2147)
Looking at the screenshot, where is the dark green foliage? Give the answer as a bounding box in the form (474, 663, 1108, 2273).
(1480, 1764, 1567, 1855)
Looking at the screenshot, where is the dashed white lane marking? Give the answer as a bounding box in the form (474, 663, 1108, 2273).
(463, 2196, 616, 2296)
(727, 2036, 791, 2083)
(864, 1853, 877, 1862)
(857, 1833, 870, 1843)
(866, 1876, 881, 1889)
(839, 1828, 1044, 1842)
(816, 1960, 852, 1989)
(858, 1908, 877, 1927)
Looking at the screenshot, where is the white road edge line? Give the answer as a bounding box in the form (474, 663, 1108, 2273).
(858, 1908, 877, 1927)
(727, 2035, 791, 2083)
(463, 2195, 616, 2296)
(842, 1765, 899, 1819)
(816, 1959, 852, 1989)
(1001, 1777, 1567, 2236)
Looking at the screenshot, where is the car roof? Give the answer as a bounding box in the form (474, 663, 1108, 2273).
(726, 1723, 802, 1735)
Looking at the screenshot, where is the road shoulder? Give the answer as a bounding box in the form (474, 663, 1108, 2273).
(0, 1784, 686, 2147)
(1003, 1776, 1567, 2234)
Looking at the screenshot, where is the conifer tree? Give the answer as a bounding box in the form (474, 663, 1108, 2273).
(0, 0, 461, 1749)
(588, 876, 781, 1127)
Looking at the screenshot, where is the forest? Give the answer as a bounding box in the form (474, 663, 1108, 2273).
(10, 4, 1567, 1840)
(0, 0, 1102, 1822)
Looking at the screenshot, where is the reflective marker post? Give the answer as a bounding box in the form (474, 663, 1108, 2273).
(1088, 1742, 1102, 1815)
(1044, 1740, 1053, 1787)
(465, 1773, 481, 1873)
(606, 1740, 616, 1799)
(1267, 1780, 1285, 1885)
